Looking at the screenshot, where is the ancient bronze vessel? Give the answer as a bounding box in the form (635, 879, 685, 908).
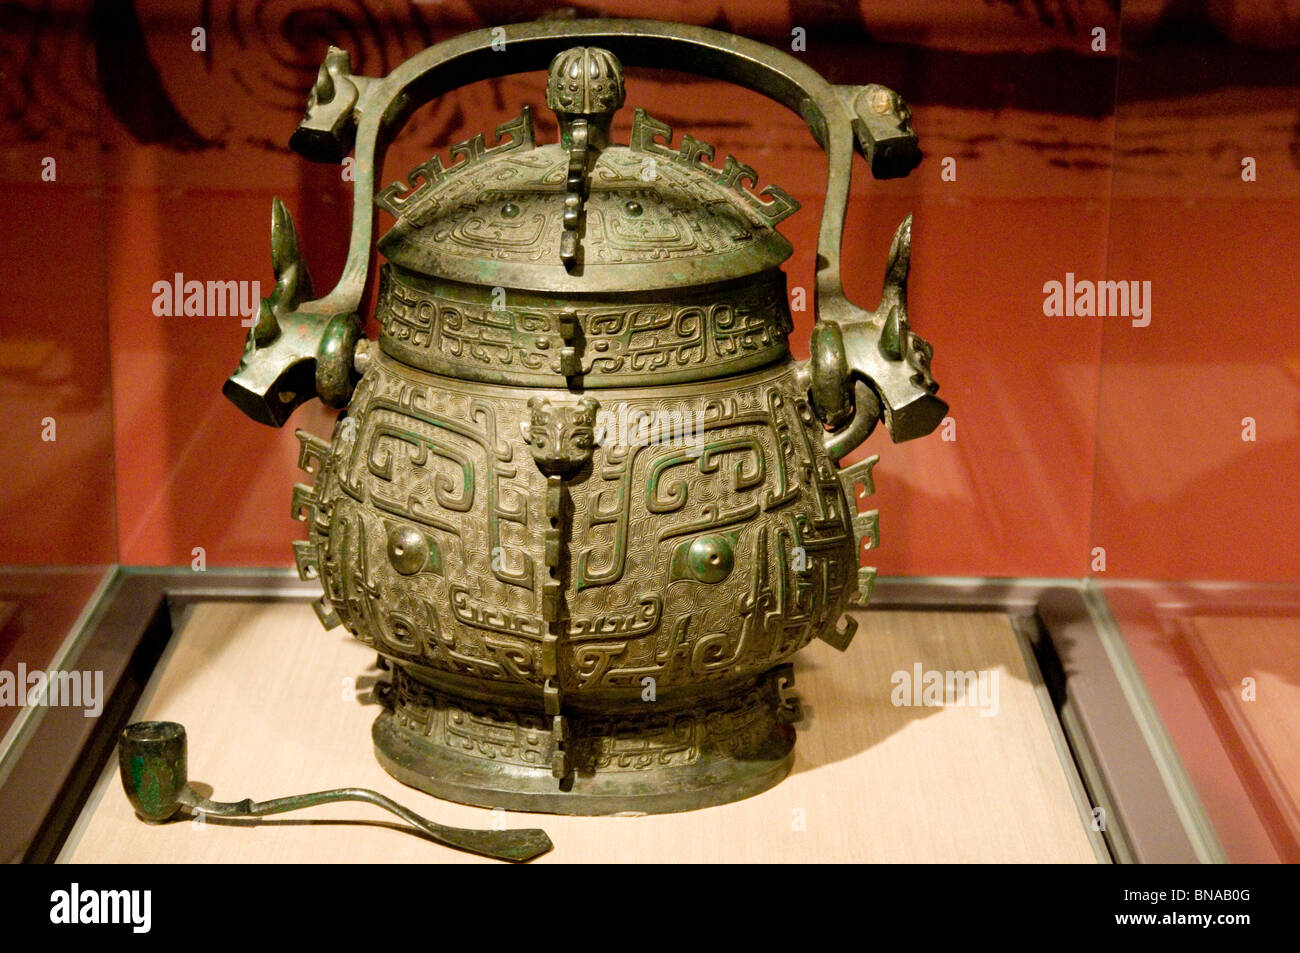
(224, 19, 945, 814)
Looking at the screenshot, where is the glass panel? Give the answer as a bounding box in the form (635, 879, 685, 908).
(8, 1, 1293, 861)
(1096, 4, 1300, 862)
(0, 2, 117, 736)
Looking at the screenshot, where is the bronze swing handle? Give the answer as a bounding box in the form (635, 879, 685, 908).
(223, 18, 942, 460)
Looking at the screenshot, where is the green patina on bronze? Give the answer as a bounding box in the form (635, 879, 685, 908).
(219, 19, 946, 817)
(118, 722, 551, 861)
(669, 533, 738, 584)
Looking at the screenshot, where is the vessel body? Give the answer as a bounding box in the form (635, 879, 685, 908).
(226, 21, 944, 813)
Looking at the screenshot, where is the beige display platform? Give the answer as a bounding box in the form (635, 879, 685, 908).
(62, 602, 1104, 863)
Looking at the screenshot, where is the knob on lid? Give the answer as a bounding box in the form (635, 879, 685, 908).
(546, 47, 625, 120)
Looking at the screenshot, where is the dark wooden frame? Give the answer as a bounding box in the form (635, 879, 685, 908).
(0, 568, 1215, 863)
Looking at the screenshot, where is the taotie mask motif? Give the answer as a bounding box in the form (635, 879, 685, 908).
(521, 396, 601, 479)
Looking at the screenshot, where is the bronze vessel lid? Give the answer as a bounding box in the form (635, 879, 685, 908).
(376, 47, 800, 295)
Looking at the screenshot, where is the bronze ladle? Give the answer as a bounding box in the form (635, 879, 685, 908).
(118, 721, 553, 862)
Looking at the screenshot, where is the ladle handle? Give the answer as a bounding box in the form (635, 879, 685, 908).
(120, 721, 552, 862)
(180, 786, 552, 863)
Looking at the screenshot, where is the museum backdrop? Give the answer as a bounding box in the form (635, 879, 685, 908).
(3, 0, 1297, 584)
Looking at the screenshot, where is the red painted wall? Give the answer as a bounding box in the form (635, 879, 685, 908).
(3, 0, 1297, 585)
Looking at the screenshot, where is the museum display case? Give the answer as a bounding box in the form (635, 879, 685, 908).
(0, 0, 1295, 864)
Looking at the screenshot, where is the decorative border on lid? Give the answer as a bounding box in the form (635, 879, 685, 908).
(628, 107, 800, 226)
(376, 108, 536, 225)
(376, 268, 793, 387)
